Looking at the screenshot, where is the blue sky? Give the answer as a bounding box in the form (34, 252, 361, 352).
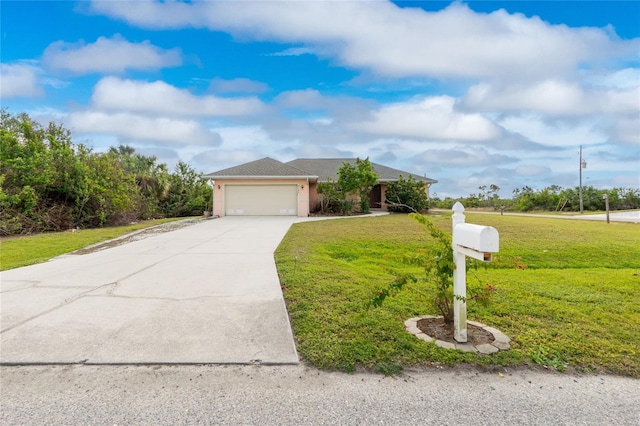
(2, 1, 639, 198)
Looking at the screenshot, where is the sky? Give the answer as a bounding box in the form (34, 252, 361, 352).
(1, 1, 639, 198)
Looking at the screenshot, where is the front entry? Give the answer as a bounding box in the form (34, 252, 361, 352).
(369, 184, 382, 209)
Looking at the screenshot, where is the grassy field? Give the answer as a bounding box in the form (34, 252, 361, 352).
(274, 213, 640, 376)
(0, 218, 184, 271)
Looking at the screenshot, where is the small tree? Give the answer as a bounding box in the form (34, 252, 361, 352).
(337, 158, 378, 214)
(385, 175, 429, 213)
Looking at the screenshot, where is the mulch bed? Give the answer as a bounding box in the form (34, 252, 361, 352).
(417, 317, 495, 345)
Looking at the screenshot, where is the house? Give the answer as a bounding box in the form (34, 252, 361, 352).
(202, 157, 437, 217)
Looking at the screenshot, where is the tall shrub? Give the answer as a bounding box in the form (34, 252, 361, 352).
(337, 158, 378, 214)
(385, 175, 429, 213)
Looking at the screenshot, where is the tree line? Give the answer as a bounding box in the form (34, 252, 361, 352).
(0, 111, 211, 236)
(431, 184, 640, 212)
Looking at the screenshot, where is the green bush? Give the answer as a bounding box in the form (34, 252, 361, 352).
(1, 110, 211, 235)
(385, 175, 429, 213)
(317, 158, 378, 215)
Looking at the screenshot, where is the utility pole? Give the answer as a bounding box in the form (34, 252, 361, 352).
(579, 145, 586, 214)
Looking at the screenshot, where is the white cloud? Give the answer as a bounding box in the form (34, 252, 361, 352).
(90, 1, 638, 81)
(89, 0, 207, 29)
(465, 80, 588, 115)
(607, 116, 640, 147)
(42, 34, 182, 74)
(454, 66, 639, 153)
(68, 111, 221, 146)
(596, 148, 640, 163)
(604, 87, 640, 115)
(463, 80, 640, 116)
(290, 143, 353, 160)
(498, 114, 636, 149)
(213, 125, 281, 151)
(199, 124, 355, 166)
(586, 68, 640, 89)
(0, 63, 42, 98)
(273, 89, 374, 120)
(310, 117, 333, 125)
(490, 87, 638, 149)
(25, 107, 69, 125)
(413, 146, 518, 167)
(514, 165, 552, 176)
(192, 149, 265, 174)
(353, 96, 503, 142)
(275, 89, 328, 109)
(137, 147, 180, 161)
(464, 164, 554, 188)
(91, 77, 265, 116)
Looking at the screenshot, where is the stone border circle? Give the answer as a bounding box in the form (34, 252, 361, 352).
(404, 315, 511, 354)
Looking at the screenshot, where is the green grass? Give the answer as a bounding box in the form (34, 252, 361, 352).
(275, 213, 640, 376)
(0, 218, 185, 271)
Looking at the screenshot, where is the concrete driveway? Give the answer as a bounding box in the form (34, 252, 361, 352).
(0, 217, 299, 365)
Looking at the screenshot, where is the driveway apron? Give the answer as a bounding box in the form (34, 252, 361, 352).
(0, 217, 299, 365)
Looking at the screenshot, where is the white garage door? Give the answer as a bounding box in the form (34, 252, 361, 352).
(225, 185, 298, 216)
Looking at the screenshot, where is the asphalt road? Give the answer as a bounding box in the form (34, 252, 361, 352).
(431, 208, 640, 223)
(1, 364, 638, 425)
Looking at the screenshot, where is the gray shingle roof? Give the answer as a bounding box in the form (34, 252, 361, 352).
(203, 157, 437, 184)
(286, 158, 437, 184)
(204, 157, 316, 178)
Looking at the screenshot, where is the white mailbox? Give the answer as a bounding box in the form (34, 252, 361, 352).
(453, 223, 499, 262)
(450, 202, 500, 343)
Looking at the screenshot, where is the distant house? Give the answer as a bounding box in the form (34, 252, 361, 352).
(202, 157, 437, 217)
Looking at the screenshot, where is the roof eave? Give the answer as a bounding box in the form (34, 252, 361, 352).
(377, 178, 438, 183)
(202, 174, 319, 181)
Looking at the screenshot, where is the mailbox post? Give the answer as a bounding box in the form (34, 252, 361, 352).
(451, 202, 468, 342)
(451, 202, 499, 342)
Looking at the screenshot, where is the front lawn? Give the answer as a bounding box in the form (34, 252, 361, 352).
(274, 213, 640, 376)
